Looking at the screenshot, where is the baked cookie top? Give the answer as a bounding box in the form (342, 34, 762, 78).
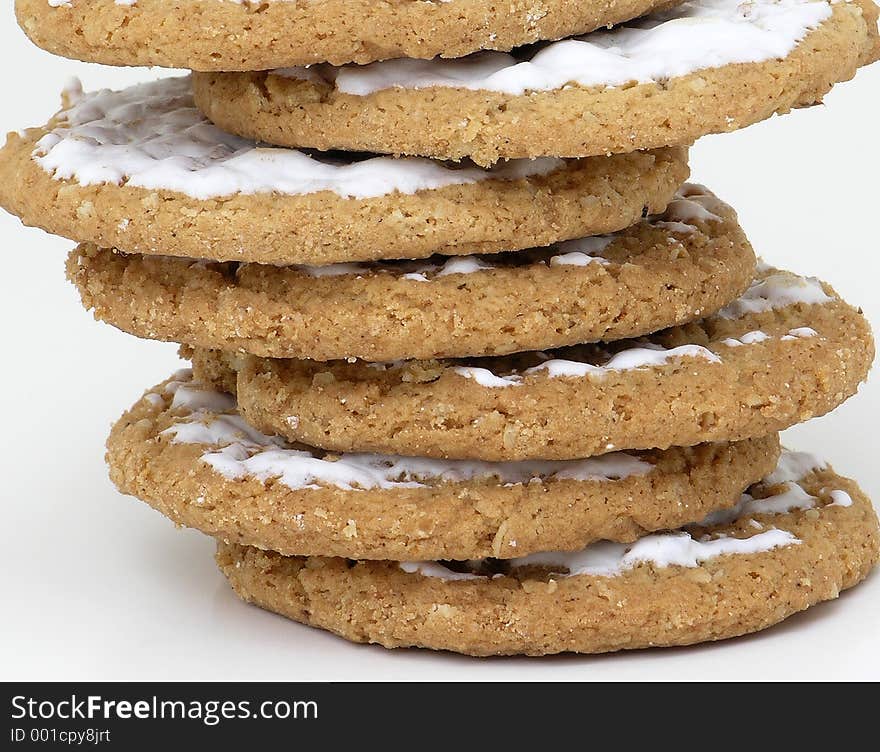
(0, 77, 688, 264)
(70, 185, 756, 361)
(16, 0, 684, 69)
(193, 0, 880, 163)
(217, 452, 879, 655)
(192, 266, 874, 460)
(108, 371, 780, 560)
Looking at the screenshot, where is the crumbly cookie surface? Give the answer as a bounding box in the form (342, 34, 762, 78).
(107, 371, 780, 560)
(217, 456, 880, 655)
(15, 0, 683, 70)
(70, 185, 755, 361)
(0, 78, 688, 264)
(191, 267, 874, 460)
(194, 0, 880, 164)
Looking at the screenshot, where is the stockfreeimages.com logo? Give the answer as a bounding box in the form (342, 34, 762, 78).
(11, 695, 318, 726)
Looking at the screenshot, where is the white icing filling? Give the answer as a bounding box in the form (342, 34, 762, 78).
(721, 327, 817, 347)
(652, 191, 725, 233)
(297, 263, 367, 279)
(277, 0, 835, 96)
(400, 449, 853, 580)
(702, 482, 819, 526)
(437, 265, 833, 388)
(402, 529, 799, 580)
(241, 185, 717, 280)
(548, 235, 614, 267)
(548, 251, 608, 267)
(652, 186, 726, 227)
(399, 562, 484, 581)
(717, 271, 833, 319)
(763, 449, 827, 484)
(453, 344, 721, 387)
(294, 233, 605, 280)
(452, 367, 523, 388)
(534, 345, 721, 377)
(512, 529, 799, 576)
(435, 257, 493, 276)
(781, 326, 819, 340)
(158, 375, 654, 491)
(697, 450, 834, 526)
(830, 490, 853, 507)
(292, 254, 500, 281)
(721, 330, 771, 347)
(169, 382, 236, 414)
(32, 77, 562, 201)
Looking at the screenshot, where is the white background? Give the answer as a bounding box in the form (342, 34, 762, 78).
(0, 16, 878, 681)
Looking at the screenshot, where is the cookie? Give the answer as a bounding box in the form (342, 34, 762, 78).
(70, 185, 755, 362)
(216, 452, 880, 655)
(194, 0, 880, 165)
(192, 266, 873, 460)
(108, 371, 781, 561)
(15, 0, 683, 70)
(0, 77, 689, 266)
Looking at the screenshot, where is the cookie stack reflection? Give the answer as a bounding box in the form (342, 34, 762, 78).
(3, 0, 878, 655)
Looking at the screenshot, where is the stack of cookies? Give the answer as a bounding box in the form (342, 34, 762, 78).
(4, 0, 879, 655)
